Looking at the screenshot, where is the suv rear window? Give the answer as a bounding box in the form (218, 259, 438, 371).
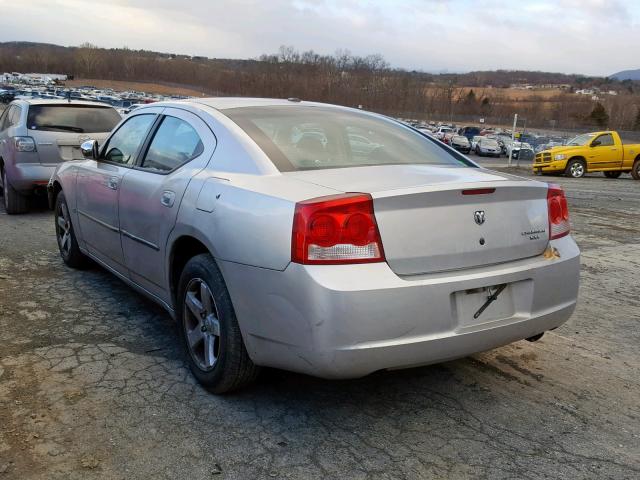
(27, 104, 121, 134)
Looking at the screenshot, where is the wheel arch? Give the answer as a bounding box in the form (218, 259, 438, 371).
(167, 234, 213, 309)
(48, 179, 63, 209)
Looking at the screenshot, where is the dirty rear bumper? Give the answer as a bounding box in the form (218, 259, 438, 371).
(220, 235, 580, 379)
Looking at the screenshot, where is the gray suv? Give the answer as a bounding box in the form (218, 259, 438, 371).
(0, 99, 121, 213)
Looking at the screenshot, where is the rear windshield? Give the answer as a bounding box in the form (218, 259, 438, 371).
(223, 106, 471, 171)
(27, 104, 121, 134)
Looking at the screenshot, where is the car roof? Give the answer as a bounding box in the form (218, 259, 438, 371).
(186, 97, 322, 111)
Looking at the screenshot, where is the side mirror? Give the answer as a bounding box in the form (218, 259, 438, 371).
(591, 140, 601, 147)
(80, 139, 99, 159)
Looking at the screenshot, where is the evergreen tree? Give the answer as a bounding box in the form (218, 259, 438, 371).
(589, 102, 609, 128)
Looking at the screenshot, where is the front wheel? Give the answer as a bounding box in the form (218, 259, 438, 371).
(55, 191, 89, 269)
(632, 160, 640, 180)
(604, 171, 622, 179)
(177, 254, 260, 393)
(565, 159, 586, 178)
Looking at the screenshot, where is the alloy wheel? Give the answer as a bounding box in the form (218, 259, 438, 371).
(570, 162, 584, 178)
(56, 201, 72, 256)
(183, 278, 221, 371)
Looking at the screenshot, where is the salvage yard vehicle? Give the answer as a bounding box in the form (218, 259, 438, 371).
(48, 98, 580, 393)
(506, 141, 534, 161)
(0, 99, 121, 213)
(450, 134, 471, 153)
(475, 137, 501, 157)
(533, 131, 640, 179)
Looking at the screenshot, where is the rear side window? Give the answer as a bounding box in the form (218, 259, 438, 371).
(27, 105, 121, 134)
(140, 116, 203, 173)
(8, 106, 21, 127)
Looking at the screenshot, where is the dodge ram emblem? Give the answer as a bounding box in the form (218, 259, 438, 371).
(474, 210, 486, 225)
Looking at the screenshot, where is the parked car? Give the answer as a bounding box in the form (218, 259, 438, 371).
(533, 131, 640, 179)
(458, 126, 481, 141)
(470, 135, 483, 151)
(475, 137, 501, 157)
(442, 132, 456, 145)
(48, 98, 580, 393)
(435, 126, 454, 140)
(0, 99, 121, 213)
(506, 141, 534, 160)
(450, 135, 471, 153)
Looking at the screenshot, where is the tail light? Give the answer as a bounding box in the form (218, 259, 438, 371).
(547, 184, 570, 240)
(292, 193, 385, 264)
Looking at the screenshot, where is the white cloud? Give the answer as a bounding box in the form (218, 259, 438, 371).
(0, 0, 638, 75)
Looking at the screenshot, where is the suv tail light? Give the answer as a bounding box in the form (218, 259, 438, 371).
(547, 184, 570, 240)
(292, 193, 385, 264)
(14, 136, 37, 152)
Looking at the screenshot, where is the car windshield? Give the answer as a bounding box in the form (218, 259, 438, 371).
(27, 104, 121, 133)
(223, 106, 473, 171)
(566, 133, 596, 146)
(482, 139, 499, 147)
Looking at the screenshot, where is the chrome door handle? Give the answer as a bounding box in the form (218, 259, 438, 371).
(161, 191, 175, 208)
(107, 177, 119, 190)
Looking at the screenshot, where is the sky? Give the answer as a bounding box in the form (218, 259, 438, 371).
(1, 0, 639, 76)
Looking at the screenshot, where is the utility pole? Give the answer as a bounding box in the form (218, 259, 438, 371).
(508, 113, 518, 166)
(517, 117, 526, 168)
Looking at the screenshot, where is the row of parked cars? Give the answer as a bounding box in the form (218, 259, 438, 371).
(0, 83, 190, 116)
(402, 120, 577, 162)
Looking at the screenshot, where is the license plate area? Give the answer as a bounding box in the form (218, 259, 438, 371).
(452, 279, 533, 331)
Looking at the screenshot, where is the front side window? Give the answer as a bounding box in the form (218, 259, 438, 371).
(224, 106, 472, 172)
(27, 105, 121, 134)
(102, 114, 155, 166)
(140, 116, 203, 173)
(595, 134, 613, 146)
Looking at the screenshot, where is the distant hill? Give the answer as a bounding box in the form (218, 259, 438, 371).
(610, 69, 640, 81)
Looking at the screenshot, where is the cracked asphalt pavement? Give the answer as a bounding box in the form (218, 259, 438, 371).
(1, 167, 639, 479)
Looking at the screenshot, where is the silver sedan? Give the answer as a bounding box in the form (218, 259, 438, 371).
(48, 98, 580, 393)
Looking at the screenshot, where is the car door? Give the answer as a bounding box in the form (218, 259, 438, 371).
(75, 112, 158, 274)
(588, 133, 621, 170)
(118, 108, 216, 301)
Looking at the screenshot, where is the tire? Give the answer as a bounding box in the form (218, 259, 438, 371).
(604, 171, 622, 179)
(2, 168, 29, 214)
(632, 160, 640, 180)
(475, 147, 482, 156)
(54, 191, 89, 269)
(177, 254, 260, 393)
(565, 158, 586, 178)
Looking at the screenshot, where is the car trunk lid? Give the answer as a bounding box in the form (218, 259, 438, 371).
(287, 165, 550, 275)
(33, 131, 110, 164)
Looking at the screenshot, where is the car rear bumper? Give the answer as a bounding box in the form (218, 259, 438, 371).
(4, 161, 55, 192)
(220, 235, 580, 379)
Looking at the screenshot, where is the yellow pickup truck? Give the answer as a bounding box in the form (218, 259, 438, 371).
(533, 131, 640, 179)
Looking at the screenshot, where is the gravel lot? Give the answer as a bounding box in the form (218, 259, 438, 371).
(1, 161, 639, 479)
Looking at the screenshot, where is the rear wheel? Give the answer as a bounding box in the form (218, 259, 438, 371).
(55, 191, 89, 268)
(2, 168, 29, 214)
(565, 159, 586, 178)
(604, 171, 622, 179)
(632, 160, 640, 180)
(177, 254, 260, 393)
